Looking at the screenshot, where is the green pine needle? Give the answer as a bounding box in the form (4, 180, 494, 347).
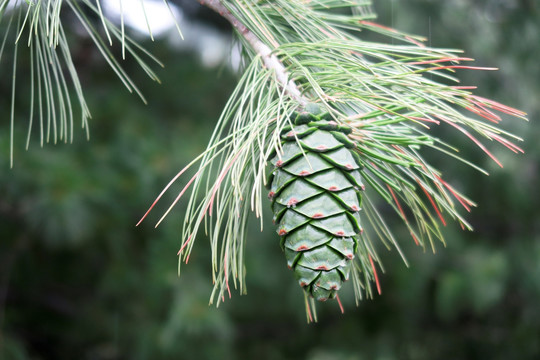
(3, 0, 526, 319)
(2, 0, 172, 166)
(138, 0, 526, 316)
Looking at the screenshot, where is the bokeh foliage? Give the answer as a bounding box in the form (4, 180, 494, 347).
(1, 1, 539, 359)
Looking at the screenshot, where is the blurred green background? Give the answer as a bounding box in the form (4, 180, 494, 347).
(1, 1, 539, 359)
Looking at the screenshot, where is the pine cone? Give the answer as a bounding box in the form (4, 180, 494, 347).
(268, 105, 365, 301)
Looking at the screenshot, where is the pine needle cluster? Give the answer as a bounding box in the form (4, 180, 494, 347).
(2, 0, 526, 321)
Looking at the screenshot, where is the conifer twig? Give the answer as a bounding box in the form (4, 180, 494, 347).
(139, 0, 525, 314)
(199, 0, 308, 106)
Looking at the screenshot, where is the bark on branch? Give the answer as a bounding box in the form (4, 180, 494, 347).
(198, 0, 308, 106)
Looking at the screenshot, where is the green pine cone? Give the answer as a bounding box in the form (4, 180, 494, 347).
(268, 105, 365, 301)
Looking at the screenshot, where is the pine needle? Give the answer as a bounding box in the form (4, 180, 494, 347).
(137, 0, 526, 314)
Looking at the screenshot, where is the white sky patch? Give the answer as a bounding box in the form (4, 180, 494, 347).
(101, 0, 235, 68)
(103, 0, 183, 38)
(167, 21, 234, 68)
(3, 0, 237, 68)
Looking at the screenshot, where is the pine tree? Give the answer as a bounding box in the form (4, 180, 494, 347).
(2, 0, 526, 321)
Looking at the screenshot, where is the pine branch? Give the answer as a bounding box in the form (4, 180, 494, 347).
(199, 0, 307, 106)
(132, 0, 525, 319)
(0, 0, 522, 321)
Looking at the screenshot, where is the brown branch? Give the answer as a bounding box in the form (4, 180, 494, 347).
(198, 0, 308, 106)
